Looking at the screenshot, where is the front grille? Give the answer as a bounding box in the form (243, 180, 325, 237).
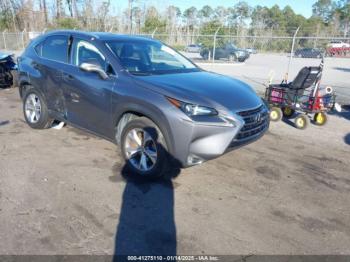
(235, 105, 269, 141)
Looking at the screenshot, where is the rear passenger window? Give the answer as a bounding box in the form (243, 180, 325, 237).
(41, 35, 68, 63)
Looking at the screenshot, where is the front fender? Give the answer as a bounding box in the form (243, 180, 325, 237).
(112, 95, 176, 156)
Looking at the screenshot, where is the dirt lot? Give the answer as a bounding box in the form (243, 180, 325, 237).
(0, 87, 350, 256)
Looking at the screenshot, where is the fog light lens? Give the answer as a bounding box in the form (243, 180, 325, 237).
(187, 154, 204, 165)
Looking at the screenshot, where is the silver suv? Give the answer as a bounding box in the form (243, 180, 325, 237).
(18, 31, 269, 178)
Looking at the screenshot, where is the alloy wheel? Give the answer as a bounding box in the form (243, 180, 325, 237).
(124, 128, 158, 172)
(25, 93, 42, 124)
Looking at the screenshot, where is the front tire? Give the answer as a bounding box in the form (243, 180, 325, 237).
(23, 88, 53, 129)
(120, 117, 169, 178)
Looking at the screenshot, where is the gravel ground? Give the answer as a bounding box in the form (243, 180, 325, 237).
(0, 87, 350, 256)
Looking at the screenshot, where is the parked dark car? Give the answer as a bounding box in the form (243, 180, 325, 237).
(17, 31, 269, 178)
(294, 48, 323, 58)
(200, 43, 250, 62)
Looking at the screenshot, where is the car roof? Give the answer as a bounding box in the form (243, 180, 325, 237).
(44, 30, 158, 42)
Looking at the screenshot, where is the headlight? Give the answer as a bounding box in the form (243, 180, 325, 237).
(167, 97, 218, 116)
(236, 51, 244, 56)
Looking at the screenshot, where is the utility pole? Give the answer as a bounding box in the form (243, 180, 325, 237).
(212, 26, 222, 63)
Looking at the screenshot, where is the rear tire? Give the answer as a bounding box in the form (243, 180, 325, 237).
(120, 117, 170, 179)
(201, 50, 209, 60)
(270, 107, 282, 122)
(294, 114, 309, 130)
(23, 88, 53, 129)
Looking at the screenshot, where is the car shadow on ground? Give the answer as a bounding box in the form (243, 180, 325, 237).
(328, 105, 350, 121)
(344, 133, 350, 145)
(113, 139, 181, 260)
(281, 117, 296, 128)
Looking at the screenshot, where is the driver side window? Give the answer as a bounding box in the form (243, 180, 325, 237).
(71, 39, 115, 76)
(72, 39, 106, 69)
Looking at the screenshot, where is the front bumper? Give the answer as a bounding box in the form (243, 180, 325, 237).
(169, 104, 269, 167)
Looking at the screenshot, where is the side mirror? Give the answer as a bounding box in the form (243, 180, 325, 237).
(79, 62, 108, 80)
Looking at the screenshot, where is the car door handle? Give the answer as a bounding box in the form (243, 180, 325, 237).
(32, 62, 40, 69)
(63, 73, 74, 81)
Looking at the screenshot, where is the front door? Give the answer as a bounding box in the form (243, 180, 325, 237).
(62, 38, 116, 137)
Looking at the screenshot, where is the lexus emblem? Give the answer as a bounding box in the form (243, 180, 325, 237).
(255, 113, 262, 123)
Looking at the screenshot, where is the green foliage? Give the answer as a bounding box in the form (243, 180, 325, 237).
(198, 20, 226, 48)
(183, 6, 198, 19)
(56, 18, 81, 29)
(312, 0, 333, 22)
(199, 5, 214, 19)
(142, 17, 166, 33)
(0, 10, 13, 30)
(171, 44, 186, 51)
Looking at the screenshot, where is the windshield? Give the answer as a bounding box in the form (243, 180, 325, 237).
(227, 43, 238, 49)
(106, 40, 199, 75)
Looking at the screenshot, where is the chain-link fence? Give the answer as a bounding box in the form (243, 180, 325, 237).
(2, 30, 350, 53)
(1, 30, 349, 104)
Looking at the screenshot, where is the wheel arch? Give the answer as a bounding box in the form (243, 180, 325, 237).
(114, 106, 175, 156)
(18, 81, 31, 99)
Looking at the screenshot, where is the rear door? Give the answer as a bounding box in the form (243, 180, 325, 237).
(32, 35, 69, 115)
(61, 37, 117, 137)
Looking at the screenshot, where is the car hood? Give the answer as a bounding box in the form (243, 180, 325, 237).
(0, 52, 13, 60)
(136, 71, 262, 113)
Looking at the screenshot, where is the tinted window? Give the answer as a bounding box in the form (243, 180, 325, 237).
(72, 39, 106, 69)
(41, 35, 68, 63)
(107, 40, 198, 75)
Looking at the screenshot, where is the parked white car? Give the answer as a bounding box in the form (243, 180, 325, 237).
(185, 44, 202, 53)
(328, 41, 350, 48)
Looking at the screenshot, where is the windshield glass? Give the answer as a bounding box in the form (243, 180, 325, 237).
(106, 40, 199, 75)
(227, 43, 237, 49)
